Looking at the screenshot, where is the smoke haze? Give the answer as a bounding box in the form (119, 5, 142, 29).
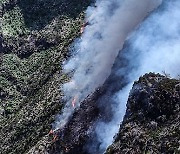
(54, 0, 161, 131)
(92, 0, 180, 153)
(53, 0, 180, 153)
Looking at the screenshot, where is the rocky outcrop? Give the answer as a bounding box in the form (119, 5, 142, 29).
(107, 73, 180, 154)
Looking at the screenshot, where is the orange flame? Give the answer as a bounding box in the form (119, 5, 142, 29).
(72, 95, 78, 108)
(80, 26, 85, 34)
(48, 129, 54, 135)
(52, 135, 58, 142)
(48, 129, 58, 142)
(80, 22, 88, 34)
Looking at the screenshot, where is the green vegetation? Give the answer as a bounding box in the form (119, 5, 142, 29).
(2, 6, 29, 36)
(0, 0, 91, 153)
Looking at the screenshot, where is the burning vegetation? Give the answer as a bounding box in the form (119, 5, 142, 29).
(46, 73, 180, 154)
(1, 0, 180, 154)
(48, 88, 103, 153)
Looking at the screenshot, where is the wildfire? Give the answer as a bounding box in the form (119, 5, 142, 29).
(48, 129, 54, 135)
(48, 129, 58, 142)
(80, 22, 89, 34)
(80, 26, 85, 34)
(72, 95, 78, 108)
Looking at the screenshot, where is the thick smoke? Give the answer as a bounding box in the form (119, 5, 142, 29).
(53, 0, 161, 131)
(92, 0, 180, 153)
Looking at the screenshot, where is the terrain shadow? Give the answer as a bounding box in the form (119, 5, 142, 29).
(17, 0, 92, 30)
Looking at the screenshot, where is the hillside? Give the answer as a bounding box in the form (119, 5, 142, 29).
(1, 0, 180, 154)
(0, 0, 91, 153)
(107, 73, 180, 153)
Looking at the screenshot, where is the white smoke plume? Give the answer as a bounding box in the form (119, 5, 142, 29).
(53, 0, 162, 131)
(93, 0, 180, 153)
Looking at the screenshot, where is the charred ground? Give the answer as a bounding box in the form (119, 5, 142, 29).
(107, 73, 180, 154)
(1, 0, 180, 154)
(45, 73, 180, 154)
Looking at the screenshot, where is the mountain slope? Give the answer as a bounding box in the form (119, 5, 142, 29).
(0, 0, 91, 153)
(107, 73, 180, 154)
